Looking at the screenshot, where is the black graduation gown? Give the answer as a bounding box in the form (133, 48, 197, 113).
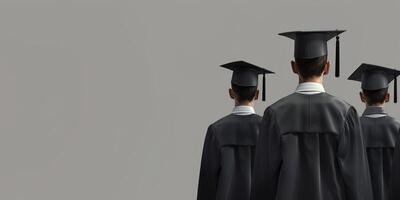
(360, 107, 400, 200)
(251, 92, 373, 200)
(197, 114, 261, 200)
(389, 122, 400, 200)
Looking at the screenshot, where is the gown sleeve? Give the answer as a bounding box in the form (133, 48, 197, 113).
(337, 107, 373, 200)
(197, 125, 220, 200)
(251, 108, 281, 200)
(390, 128, 400, 200)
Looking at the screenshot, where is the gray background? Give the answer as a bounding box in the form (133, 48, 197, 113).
(1, 0, 400, 199)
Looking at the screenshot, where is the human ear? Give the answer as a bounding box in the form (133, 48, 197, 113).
(385, 93, 390, 103)
(323, 61, 330, 75)
(360, 92, 366, 103)
(254, 89, 259, 100)
(229, 88, 235, 99)
(291, 61, 299, 74)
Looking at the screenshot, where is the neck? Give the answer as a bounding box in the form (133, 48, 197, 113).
(366, 103, 384, 108)
(299, 75, 323, 84)
(235, 101, 254, 107)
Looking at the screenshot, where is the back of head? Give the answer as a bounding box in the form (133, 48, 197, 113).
(363, 88, 389, 106)
(231, 83, 257, 103)
(295, 55, 327, 79)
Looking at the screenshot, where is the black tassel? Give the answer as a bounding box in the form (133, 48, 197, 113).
(394, 76, 397, 103)
(335, 35, 340, 77)
(262, 73, 266, 101)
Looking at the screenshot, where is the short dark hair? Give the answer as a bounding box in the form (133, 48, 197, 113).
(363, 88, 388, 105)
(295, 55, 327, 79)
(231, 84, 257, 102)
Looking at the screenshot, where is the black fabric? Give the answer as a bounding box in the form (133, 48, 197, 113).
(278, 30, 344, 59)
(391, 137, 400, 200)
(251, 92, 373, 200)
(220, 60, 274, 87)
(347, 63, 400, 90)
(360, 111, 400, 200)
(197, 114, 261, 200)
(361, 107, 398, 148)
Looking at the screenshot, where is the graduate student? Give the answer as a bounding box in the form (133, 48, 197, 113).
(348, 63, 400, 200)
(197, 61, 274, 200)
(251, 30, 373, 200)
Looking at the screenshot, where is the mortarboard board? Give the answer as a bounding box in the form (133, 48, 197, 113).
(279, 30, 346, 77)
(220, 61, 274, 101)
(348, 63, 400, 103)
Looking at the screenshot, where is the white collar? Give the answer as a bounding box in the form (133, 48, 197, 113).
(295, 82, 325, 95)
(364, 114, 387, 118)
(363, 106, 387, 118)
(232, 105, 255, 116)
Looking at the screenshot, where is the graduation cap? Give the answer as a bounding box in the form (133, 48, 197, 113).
(220, 61, 274, 101)
(348, 63, 400, 103)
(279, 30, 346, 77)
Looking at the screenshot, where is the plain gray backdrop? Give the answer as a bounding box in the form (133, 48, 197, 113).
(1, 0, 400, 199)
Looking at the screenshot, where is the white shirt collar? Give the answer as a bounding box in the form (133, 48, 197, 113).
(295, 82, 325, 95)
(232, 105, 255, 116)
(364, 114, 387, 118)
(363, 106, 387, 118)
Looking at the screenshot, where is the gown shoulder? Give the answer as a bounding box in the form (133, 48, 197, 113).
(208, 114, 262, 146)
(267, 92, 352, 114)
